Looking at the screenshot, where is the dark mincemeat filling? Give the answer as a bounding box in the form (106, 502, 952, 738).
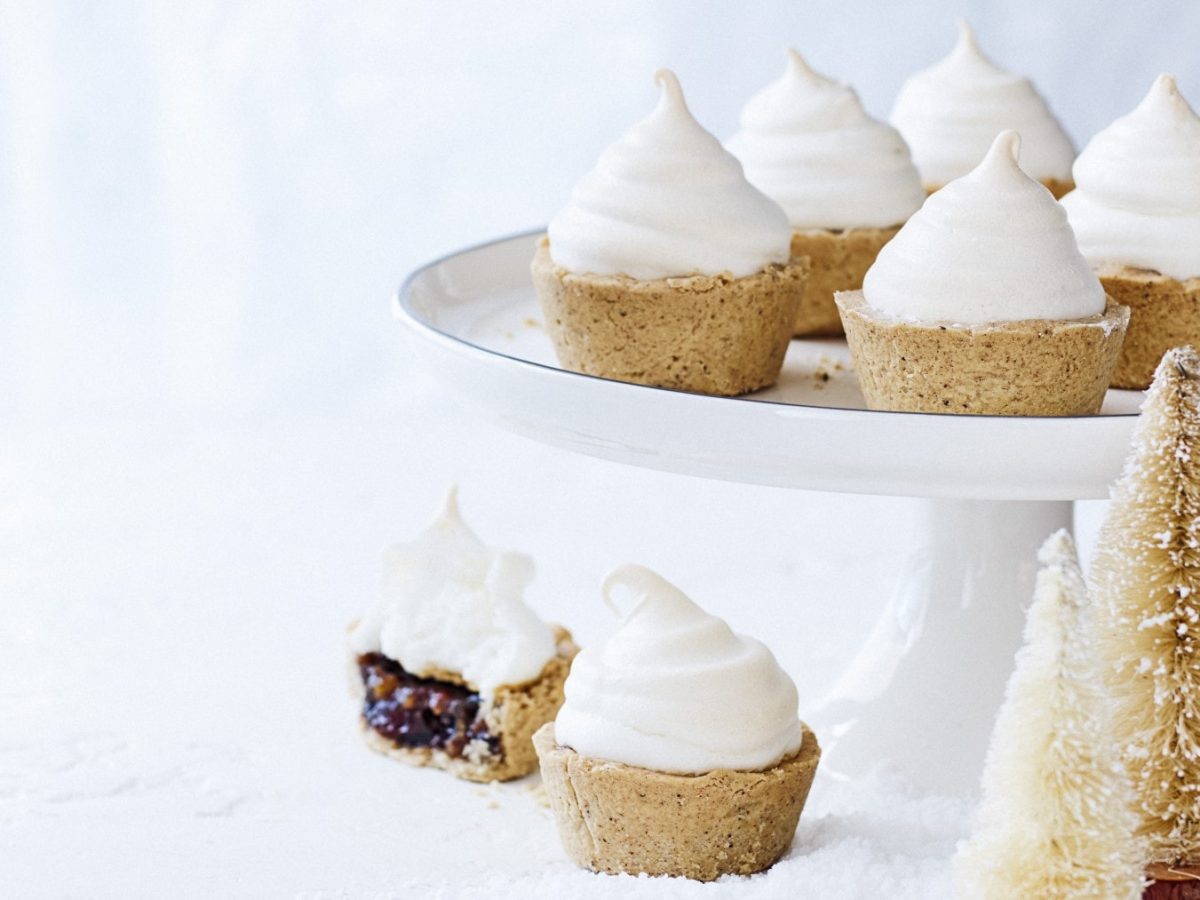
(1145, 880, 1200, 900)
(358, 653, 500, 760)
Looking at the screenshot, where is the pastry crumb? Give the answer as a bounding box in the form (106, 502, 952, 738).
(524, 779, 551, 810)
(810, 355, 844, 388)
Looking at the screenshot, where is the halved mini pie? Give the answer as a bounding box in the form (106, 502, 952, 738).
(350, 626, 577, 782)
(347, 487, 577, 782)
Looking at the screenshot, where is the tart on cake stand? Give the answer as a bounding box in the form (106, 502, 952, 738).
(395, 230, 1142, 796)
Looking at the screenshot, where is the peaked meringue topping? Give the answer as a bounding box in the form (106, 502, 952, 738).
(1062, 74, 1200, 281)
(348, 487, 557, 696)
(861, 130, 1105, 324)
(727, 49, 924, 229)
(554, 564, 804, 775)
(547, 69, 791, 280)
(890, 21, 1075, 188)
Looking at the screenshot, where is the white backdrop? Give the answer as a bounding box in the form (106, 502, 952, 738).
(3, 2, 1196, 895)
(3, 1, 1198, 420)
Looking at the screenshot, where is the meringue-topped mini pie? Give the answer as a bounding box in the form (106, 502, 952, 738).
(727, 50, 925, 337)
(891, 21, 1075, 197)
(1062, 75, 1200, 389)
(836, 130, 1128, 416)
(347, 488, 576, 782)
(532, 70, 808, 397)
(534, 565, 820, 882)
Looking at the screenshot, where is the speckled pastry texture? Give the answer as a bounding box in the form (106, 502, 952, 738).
(1095, 264, 1200, 390)
(789, 226, 898, 336)
(836, 292, 1129, 415)
(925, 177, 1074, 199)
(531, 238, 808, 397)
(533, 722, 820, 881)
(353, 627, 577, 783)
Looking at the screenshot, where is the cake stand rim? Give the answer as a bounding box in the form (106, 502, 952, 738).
(394, 230, 1140, 501)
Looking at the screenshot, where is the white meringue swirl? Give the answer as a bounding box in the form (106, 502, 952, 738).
(890, 21, 1075, 188)
(547, 69, 791, 280)
(554, 564, 804, 775)
(861, 130, 1105, 324)
(348, 487, 557, 696)
(726, 50, 924, 229)
(1061, 74, 1200, 281)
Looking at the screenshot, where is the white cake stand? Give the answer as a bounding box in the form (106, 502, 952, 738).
(396, 230, 1143, 796)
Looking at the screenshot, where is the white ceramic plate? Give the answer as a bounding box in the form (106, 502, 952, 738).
(397, 230, 1141, 501)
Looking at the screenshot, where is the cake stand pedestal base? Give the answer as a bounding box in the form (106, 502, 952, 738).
(809, 498, 1073, 797)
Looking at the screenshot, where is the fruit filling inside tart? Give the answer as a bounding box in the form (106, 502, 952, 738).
(357, 653, 501, 759)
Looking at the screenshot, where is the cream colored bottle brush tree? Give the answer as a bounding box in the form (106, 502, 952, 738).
(954, 530, 1142, 900)
(1092, 346, 1200, 885)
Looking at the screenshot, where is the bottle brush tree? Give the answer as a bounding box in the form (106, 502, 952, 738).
(1093, 346, 1200, 878)
(954, 529, 1143, 899)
